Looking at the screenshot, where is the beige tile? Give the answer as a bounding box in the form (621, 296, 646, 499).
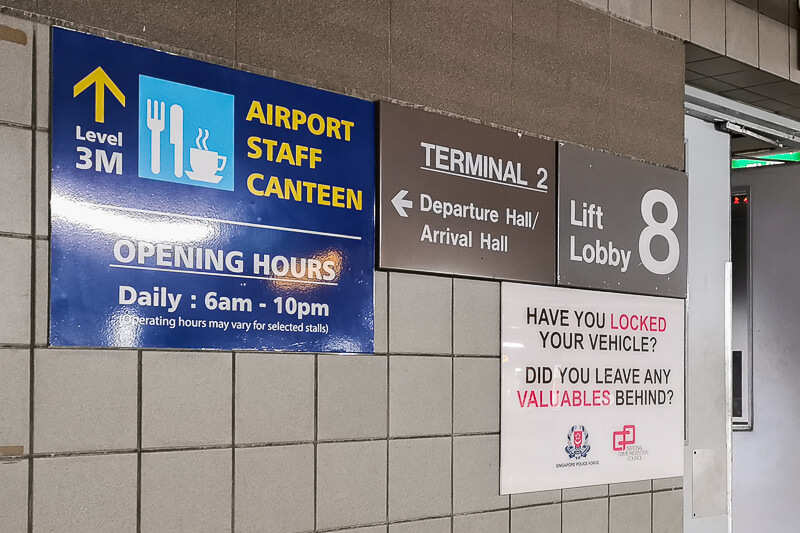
(0, 14, 33, 126)
(235, 352, 314, 444)
(141, 449, 231, 533)
(691, 0, 726, 53)
(0, 349, 29, 451)
(653, 0, 690, 39)
(34, 349, 137, 452)
(34, 454, 136, 532)
(609, 0, 652, 26)
(0, 237, 31, 344)
(727, 0, 759, 66)
(317, 440, 387, 530)
(318, 354, 387, 440)
(789, 27, 800, 82)
(759, 14, 790, 78)
(142, 351, 232, 448)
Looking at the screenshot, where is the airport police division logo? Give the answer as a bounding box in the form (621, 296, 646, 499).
(565, 425, 591, 459)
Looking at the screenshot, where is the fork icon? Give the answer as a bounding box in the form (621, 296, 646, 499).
(146, 99, 166, 174)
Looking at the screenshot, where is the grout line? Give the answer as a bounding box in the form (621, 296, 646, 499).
(385, 351, 390, 526)
(4, 344, 138, 351)
(0, 231, 34, 240)
(509, 0, 515, 142)
(386, 273, 391, 353)
(688, 0, 692, 42)
(385, 272, 391, 530)
(27, 20, 38, 533)
(371, 352, 501, 359)
(236, 440, 316, 448)
(313, 353, 319, 532)
(233, 0, 238, 64)
(0, 118, 36, 131)
(724, 0, 728, 56)
(18, 431, 507, 458)
(757, 7, 761, 70)
(136, 349, 142, 533)
(1, 343, 42, 349)
(496, 281, 509, 520)
(30, 445, 240, 458)
(230, 351, 236, 533)
(499, 281, 506, 532)
(450, 277, 455, 533)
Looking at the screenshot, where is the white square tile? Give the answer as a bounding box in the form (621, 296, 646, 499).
(34, 349, 137, 452)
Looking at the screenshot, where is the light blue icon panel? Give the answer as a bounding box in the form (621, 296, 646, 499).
(138, 76, 235, 191)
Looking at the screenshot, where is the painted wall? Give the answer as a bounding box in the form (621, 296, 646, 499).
(731, 163, 800, 532)
(683, 116, 731, 533)
(0, 2, 688, 532)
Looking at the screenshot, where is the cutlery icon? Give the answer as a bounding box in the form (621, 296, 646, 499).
(170, 104, 184, 178)
(146, 99, 165, 174)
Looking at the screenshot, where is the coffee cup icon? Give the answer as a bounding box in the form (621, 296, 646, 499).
(186, 128, 227, 184)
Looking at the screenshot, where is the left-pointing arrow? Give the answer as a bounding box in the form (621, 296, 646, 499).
(73, 67, 126, 124)
(391, 189, 413, 218)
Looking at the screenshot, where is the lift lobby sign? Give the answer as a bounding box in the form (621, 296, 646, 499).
(558, 144, 688, 298)
(378, 102, 557, 283)
(49, 28, 376, 352)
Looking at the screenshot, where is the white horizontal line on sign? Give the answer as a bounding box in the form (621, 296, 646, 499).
(97, 203, 363, 241)
(109, 264, 340, 286)
(420, 166, 546, 192)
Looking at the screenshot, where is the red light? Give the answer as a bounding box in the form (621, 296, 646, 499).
(732, 195, 749, 206)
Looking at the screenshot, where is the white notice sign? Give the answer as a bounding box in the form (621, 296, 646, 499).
(501, 283, 684, 494)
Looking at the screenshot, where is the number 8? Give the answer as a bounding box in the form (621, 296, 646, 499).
(639, 189, 679, 275)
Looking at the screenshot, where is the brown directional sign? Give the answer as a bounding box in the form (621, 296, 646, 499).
(558, 143, 688, 297)
(378, 102, 557, 283)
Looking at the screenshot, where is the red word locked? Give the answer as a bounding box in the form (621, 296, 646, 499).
(610, 314, 666, 332)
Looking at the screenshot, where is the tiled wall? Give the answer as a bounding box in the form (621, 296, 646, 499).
(0, 7, 684, 533)
(582, 0, 800, 83)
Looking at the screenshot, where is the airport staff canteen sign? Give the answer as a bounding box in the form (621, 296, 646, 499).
(49, 28, 375, 352)
(500, 284, 684, 493)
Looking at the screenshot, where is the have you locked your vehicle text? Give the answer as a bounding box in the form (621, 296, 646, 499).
(50, 28, 376, 352)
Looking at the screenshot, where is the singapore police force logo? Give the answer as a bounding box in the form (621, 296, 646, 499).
(565, 425, 591, 459)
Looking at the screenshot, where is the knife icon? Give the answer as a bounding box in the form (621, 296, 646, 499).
(169, 104, 184, 178)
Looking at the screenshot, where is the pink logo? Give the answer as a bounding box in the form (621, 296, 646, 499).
(573, 431, 584, 447)
(613, 425, 636, 451)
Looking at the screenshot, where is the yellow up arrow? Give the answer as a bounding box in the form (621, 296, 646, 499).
(73, 67, 126, 123)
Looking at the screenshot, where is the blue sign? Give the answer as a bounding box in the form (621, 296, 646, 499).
(50, 28, 375, 352)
